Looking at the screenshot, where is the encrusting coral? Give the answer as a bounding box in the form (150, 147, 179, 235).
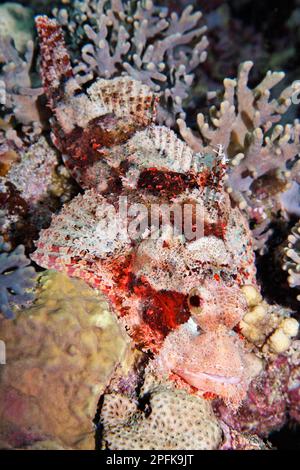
(0, 123, 23, 177)
(0, 236, 36, 319)
(54, 0, 208, 126)
(0, 270, 130, 449)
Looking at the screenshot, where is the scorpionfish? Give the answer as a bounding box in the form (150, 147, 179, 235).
(31, 16, 263, 406)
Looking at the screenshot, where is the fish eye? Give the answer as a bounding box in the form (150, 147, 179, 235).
(189, 295, 201, 307)
(188, 288, 203, 314)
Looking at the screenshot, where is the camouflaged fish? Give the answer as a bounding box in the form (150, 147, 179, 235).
(32, 16, 262, 406)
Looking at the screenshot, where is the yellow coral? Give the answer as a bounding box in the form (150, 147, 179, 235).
(241, 284, 262, 308)
(239, 286, 299, 355)
(268, 330, 291, 354)
(0, 271, 130, 449)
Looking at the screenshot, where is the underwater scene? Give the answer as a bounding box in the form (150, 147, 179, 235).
(0, 0, 299, 452)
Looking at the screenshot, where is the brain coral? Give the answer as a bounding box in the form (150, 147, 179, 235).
(0, 270, 130, 449)
(100, 378, 222, 450)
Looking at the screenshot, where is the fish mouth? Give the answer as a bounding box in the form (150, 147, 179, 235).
(176, 369, 241, 385)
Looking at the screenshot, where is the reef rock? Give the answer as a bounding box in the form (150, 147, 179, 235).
(215, 340, 300, 436)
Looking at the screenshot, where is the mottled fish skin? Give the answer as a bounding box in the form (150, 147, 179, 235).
(32, 16, 261, 405)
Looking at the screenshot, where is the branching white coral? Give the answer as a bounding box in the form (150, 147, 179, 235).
(240, 284, 299, 350)
(178, 62, 300, 249)
(283, 221, 300, 300)
(55, 0, 208, 126)
(0, 36, 42, 126)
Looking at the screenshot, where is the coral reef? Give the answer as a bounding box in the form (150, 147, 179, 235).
(30, 15, 298, 418)
(100, 374, 222, 450)
(201, 4, 268, 88)
(0, 136, 76, 249)
(0, 123, 23, 177)
(153, 318, 262, 407)
(215, 340, 300, 436)
(0, 35, 42, 128)
(219, 423, 270, 450)
(282, 220, 300, 300)
(0, 3, 34, 53)
(0, 270, 130, 449)
(178, 62, 300, 251)
(0, 236, 36, 319)
(5, 136, 60, 206)
(239, 287, 299, 353)
(0, 0, 299, 452)
(54, 0, 208, 126)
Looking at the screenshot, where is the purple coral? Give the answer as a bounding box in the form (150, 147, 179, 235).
(0, 236, 36, 319)
(215, 346, 300, 437)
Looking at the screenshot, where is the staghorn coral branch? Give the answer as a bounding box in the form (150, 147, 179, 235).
(81, 17, 130, 79)
(283, 221, 300, 300)
(55, 0, 208, 126)
(178, 62, 300, 249)
(179, 62, 300, 154)
(0, 37, 43, 125)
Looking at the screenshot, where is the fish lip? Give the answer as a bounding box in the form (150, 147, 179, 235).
(176, 369, 241, 385)
(200, 371, 241, 385)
